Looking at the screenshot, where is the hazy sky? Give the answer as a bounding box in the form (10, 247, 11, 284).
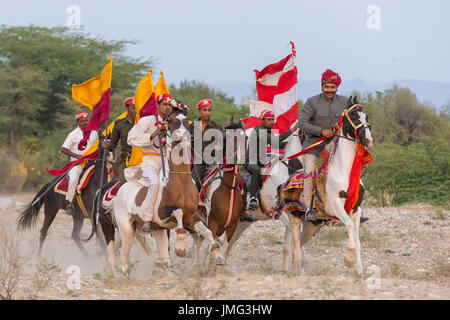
(1, 0, 449, 86)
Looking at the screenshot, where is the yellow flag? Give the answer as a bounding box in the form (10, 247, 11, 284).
(72, 57, 113, 110)
(126, 70, 158, 167)
(155, 70, 170, 98)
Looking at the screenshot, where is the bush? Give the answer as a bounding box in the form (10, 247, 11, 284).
(363, 136, 450, 206)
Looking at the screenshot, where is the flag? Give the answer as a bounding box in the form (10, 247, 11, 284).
(253, 42, 298, 134)
(154, 70, 170, 97)
(72, 57, 112, 150)
(240, 99, 272, 130)
(126, 70, 162, 167)
(135, 69, 156, 119)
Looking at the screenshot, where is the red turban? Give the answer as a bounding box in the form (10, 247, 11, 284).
(321, 69, 341, 87)
(124, 96, 135, 106)
(157, 93, 172, 103)
(197, 98, 213, 110)
(76, 112, 88, 120)
(260, 109, 275, 119)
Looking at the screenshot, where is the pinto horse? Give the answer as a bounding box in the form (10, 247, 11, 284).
(198, 118, 248, 269)
(17, 142, 110, 258)
(201, 124, 304, 271)
(281, 96, 374, 275)
(110, 107, 223, 274)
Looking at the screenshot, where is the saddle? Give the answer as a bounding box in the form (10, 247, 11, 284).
(54, 164, 96, 195)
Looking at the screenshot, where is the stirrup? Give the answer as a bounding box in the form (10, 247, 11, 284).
(305, 208, 318, 222)
(142, 222, 151, 234)
(247, 197, 259, 210)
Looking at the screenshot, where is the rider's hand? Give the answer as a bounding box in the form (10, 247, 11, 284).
(101, 140, 110, 149)
(321, 128, 334, 138)
(75, 154, 83, 160)
(151, 125, 163, 139)
(291, 122, 299, 132)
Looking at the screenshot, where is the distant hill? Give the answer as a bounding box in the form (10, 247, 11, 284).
(213, 79, 450, 110)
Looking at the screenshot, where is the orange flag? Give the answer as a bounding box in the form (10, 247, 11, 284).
(72, 57, 112, 151)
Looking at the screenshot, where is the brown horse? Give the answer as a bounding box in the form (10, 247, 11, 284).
(200, 119, 248, 267)
(108, 107, 223, 274)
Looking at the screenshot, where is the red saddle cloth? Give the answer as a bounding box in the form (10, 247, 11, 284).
(54, 165, 95, 195)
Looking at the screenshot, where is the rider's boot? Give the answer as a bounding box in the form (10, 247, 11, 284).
(360, 212, 369, 224)
(142, 221, 151, 234)
(65, 203, 74, 216)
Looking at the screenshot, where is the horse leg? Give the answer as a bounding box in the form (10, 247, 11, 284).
(299, 215, 323, 263)
(224, 219, 252, 257)
(351, 207, 363, 274)
(101, 220, 116, 274)
(173, 208, 186, 257)
(283, 225, 292, 272)
(193, 221, 225, 266)
(38, 201, 58, 259)
(333, 199, 356, 269)
(191, 232, 204, 273)
(288, 213, 303, 275)
(117, 218, 134, 274)
(150, 229, 170, 267)
(71, 215, 89, 258)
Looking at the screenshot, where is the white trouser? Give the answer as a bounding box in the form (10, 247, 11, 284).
(302, 153, 318, 209)
(66, 165, 82, 202)
(139, 155, 162, 222)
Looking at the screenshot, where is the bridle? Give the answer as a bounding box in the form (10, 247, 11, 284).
(336, 104, 371, 143)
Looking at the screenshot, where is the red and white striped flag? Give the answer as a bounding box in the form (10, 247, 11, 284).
(243, 42, 298, 134)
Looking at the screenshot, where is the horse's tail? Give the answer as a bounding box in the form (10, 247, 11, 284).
(82, 189, 101, 242)
(17, 182, 49, 231)
(134, 230, 151, 256)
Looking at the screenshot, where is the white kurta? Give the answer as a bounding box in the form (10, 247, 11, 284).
(61, 127, 98, 202)
(127, 115, 167, 221)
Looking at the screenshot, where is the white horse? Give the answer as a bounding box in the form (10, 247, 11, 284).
(284, 97, 374, 275)
(111, 109, 222, 274)
(202, 127, 303, 272)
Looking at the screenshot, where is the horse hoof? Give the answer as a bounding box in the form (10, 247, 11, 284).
(155, 259, 171, 269)
(215, 256, 226, 266)
(175, 248, 186, 258)
(344, 254, 355, 268)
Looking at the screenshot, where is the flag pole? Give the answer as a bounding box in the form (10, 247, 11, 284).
(95, 121, 109, 226)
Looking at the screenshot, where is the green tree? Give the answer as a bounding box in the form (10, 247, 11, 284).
(0, 25, 153, 135)
(0, 65, 49, 151)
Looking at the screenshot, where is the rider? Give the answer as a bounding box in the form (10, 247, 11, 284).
(101, 96, 136, 185)
(245, 110, 298, 210)
(189, 98, 224, 191)
(127, 93, 173, 233)
(299, 69, 369, 223)
(61, 111, 99, 216)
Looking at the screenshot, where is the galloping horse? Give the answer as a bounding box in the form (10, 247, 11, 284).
(198, 118, 248, 268)
(110, 107, 223, 274)
(203, 125, 304, 271)
(17, 143, 110, 258)
(281, 96, 374, 275)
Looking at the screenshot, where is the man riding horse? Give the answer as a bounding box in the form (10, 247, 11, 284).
(245, 110, 298, 210)
(299, 69, 369, 223)
(189, 98, 224, 191)
(102, 96, 136, 185)
(62, 111, 98, 216)
(127, 93, 173, 233)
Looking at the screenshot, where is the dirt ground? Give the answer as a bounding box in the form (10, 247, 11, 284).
(0, 193, 449, 300)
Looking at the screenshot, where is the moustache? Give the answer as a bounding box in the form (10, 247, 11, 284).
(324, 91, 336, 95)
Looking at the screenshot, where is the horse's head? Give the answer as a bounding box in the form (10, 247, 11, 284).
(224, 116, 247, 164)
(341, 96, 374, 150)
(165, 101, 190, 149)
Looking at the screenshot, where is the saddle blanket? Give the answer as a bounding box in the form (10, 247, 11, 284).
(54, 165, 95, 195)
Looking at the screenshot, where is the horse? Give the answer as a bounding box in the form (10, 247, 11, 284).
(17, 140, 110, 258)
(110, 107, 223, 274)
(197, 118, 248, 269)
(280, 96, 374, 275)
(201, 123, 304, 271)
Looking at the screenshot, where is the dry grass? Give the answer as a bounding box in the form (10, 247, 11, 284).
(0, 228, 24, 300)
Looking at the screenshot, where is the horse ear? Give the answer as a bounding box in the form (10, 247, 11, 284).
(353, 96, 359, 105)
(347, 96, 353, 107)
(229, 116, 234, 126)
